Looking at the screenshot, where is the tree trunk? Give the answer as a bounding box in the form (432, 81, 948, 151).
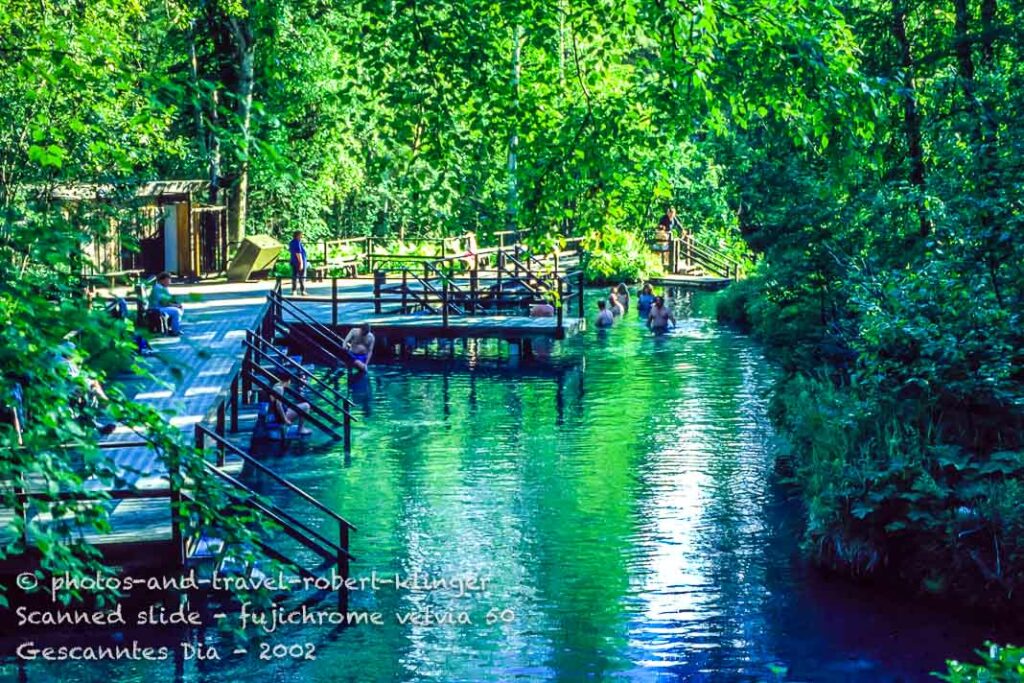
(980, 0, 997, 65)
(891, 0, 930, 238)
(227, 16, 255, 252)
(952, 0, 1003, 305)
(507, 24, 522, 235)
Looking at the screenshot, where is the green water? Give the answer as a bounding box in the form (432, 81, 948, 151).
(9, 290, 1001, 682)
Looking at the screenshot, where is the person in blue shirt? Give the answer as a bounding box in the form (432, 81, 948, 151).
(148, 271, 183, 335)
(637, 282, 656, 314)
(288, 230, 308, 296)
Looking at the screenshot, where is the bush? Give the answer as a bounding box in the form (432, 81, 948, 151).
(772, 373, 1024, 608)
(580, 227, 660, 284)
(715, 275, 758, 331)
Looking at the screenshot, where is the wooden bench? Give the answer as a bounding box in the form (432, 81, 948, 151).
(309, 257, 360, 281)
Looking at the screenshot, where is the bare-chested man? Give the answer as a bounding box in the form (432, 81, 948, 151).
(647, 296, 676, 333)
(343, 322, 375, 372)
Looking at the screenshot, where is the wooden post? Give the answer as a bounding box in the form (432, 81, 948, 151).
(230, 374, 239, 433)
(556, 277, 565, 339)
(442, 279, 450, 327)
(496, 252, 504, 310)
(469, 269, 478, 314)
(332, 277, 339, 326)
(401, 271, 408, 313)
(343, 410, 352, 452)
(373, 271, 385, 314)
(241, 344, 252, 401)
(577, 271, 584, 318)
(364, 237, 372, 273)
(323, 240, 329, 265)
(339, 525, 350, 613)
(216, 402, 226, 466)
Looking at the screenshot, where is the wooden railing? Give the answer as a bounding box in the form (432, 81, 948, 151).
(668, 234, 745, 279)
(195, 425, 356, 610)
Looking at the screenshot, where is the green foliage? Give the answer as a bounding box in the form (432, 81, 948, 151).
(935, 643, 1024, 682)
(709, 0, 1024, 614)
(580, 227, 659, 284)
(771, 374, 1024, 600)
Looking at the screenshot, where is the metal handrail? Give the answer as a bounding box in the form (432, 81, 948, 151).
(198, 461, 353, 563)
(243, 336, 354, 411)
(271, 290, 355, 364)
(245, 370, 342, 440)
(196, 425, 356, 531)
(243, 359, 348, 429)
(273, 319, 352, 370)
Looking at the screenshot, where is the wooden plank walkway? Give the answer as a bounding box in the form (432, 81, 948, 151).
(2, 283, 277, 550)
(648, 274, 733, 290)
(5, 274, 583, 552)
(280, 280, 586, 340)
(315, 312, 585, 340)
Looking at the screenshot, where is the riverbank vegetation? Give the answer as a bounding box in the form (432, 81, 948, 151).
(714, 0, 1024, 616)
(1, 0, 1020, 657)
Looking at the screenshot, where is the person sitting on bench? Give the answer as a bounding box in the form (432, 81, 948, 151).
(148, 271, 183, 335)
(270, 376, 312, 436)
(343, 323, 375, 373)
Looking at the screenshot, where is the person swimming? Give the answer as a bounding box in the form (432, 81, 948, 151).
(596, 300, 615, 328)
(343, 322, 375, 372)
(647, 295, 676, 333)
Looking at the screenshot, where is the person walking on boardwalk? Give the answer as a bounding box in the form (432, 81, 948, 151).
(288, 230, 308, 296)
(654, 207, 678, 268)
(343, 322, 375, 372)
(647, 296, 676, 333)
(148, 271, 183, 336)
(595, 300, 614, 328)
(658, 207, 680, 238)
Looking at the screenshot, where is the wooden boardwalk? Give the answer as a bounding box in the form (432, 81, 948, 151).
(325, 312, 584, 340)
(648, 274, 733, 290)
(1, 283, 275, 552)
(276, 279, 586, 341)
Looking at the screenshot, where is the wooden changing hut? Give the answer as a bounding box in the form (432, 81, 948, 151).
(53, 180, 228, 280)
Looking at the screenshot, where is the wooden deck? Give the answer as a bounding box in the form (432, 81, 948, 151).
(1, 283, 273, 554)
(649, 274, 734, 290)
(291, 310, 585, 341)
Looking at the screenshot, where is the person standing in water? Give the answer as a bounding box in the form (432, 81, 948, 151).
(637, 283, 656, 314)
(343, 322, 375, 372)
(595, 300, 615, 328)
(288, 230, 308, 296)
(647, 296, 676, 332)
(614, 284, 630, 314)
(608, 291, 625, 317)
